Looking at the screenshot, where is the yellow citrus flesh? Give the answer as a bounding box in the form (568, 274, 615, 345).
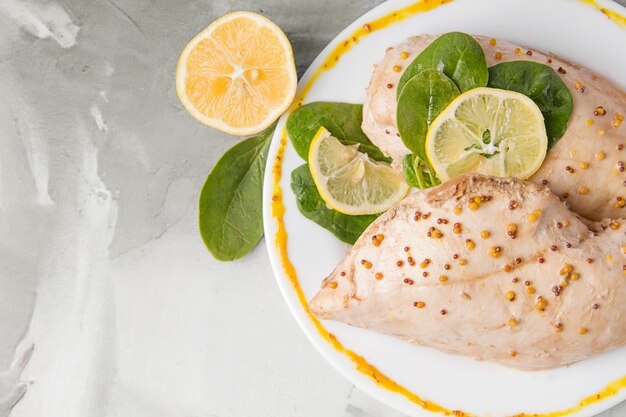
(309, 127, 409, 215)
(426, 87, 548, 181)
(176, 11, 297, 135)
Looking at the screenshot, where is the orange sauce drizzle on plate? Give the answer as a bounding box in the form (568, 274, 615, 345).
(271, 1, 626, 415)
(580, 0, 626, 28)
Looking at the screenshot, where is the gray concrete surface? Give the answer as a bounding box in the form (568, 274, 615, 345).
(0, 0, 624, 416)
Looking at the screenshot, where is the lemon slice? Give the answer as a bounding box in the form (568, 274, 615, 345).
(176, 11, 297, 136)
(425, 87, 548, 181)
(309, 127, 409, 215)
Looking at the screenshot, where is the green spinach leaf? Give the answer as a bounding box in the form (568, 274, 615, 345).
(488, 61, 573, 148)
(402, 154, 440, 189)
(397, 32, 488, 96)
(199, 124, 275, 261)
(291, 164, 378, 245)
(286, 101, 389, 162)
(397, 69, 460, 160)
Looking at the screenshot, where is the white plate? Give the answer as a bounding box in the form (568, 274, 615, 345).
(262, 0, 626, 416)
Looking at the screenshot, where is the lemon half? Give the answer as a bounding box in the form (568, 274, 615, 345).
(176, 12, 297, 136)
(308, 127, 409, 215)
(425, 87, 548, 181)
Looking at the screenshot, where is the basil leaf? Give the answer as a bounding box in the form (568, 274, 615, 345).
(488, 61, 573, 148)
(403, 154, 440, 189)
(286, 101, 390, 162)
(397, 32, 488, 96)
(397, 69, 460, 160)
(291, 164, 379, 245)
(199, 124, 275, 261)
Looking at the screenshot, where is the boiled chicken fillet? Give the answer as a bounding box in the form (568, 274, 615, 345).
(363, 35, 626, 221)
(310, 174, 626, 370)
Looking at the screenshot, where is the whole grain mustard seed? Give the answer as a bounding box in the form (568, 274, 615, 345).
(594, 106, 607, 116)
(597, 152, 606, 160)
(465, 239, 475, 250)
(578, 186, 589, 195)
(414, 301, 425, 308)
(579, 327, 588, 335)
(361, 260, 372, 269)
(586, 119, 594, 126)
(527, 210, 542, 222)
(505, 291, 516, 301)
(580, 162, 589, 170)
(392, 65, 402, 72)
(510, 351, 518, 357)
(599, 129, 605, 136)
(575, 81, 583, 89)
(560, 264, 573, 276)
(536, 297, 548, 311)
(489, 38, 496, 46)
(508, 317, 519, 326)
(329, 281, 338, 289)
(570, 273, 580, 281)
(495, 51, 502, 60)
(481, 230, 491, 239)
(527, 286, 536, 295)
(400, 51, 409, 59)
(375, 272, 384, 280)
(439, 275, 448, 283)
(454, 207, 462, 215)
(458, 258, 468, 266)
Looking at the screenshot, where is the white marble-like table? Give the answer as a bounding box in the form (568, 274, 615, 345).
(0, 0, 624, 416)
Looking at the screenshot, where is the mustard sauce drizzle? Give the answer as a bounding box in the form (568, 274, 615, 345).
(271, 1, 626, 415)
(580, 0, 626, 28)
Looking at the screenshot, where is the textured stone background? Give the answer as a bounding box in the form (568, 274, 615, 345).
(0, 0, 624, 416)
